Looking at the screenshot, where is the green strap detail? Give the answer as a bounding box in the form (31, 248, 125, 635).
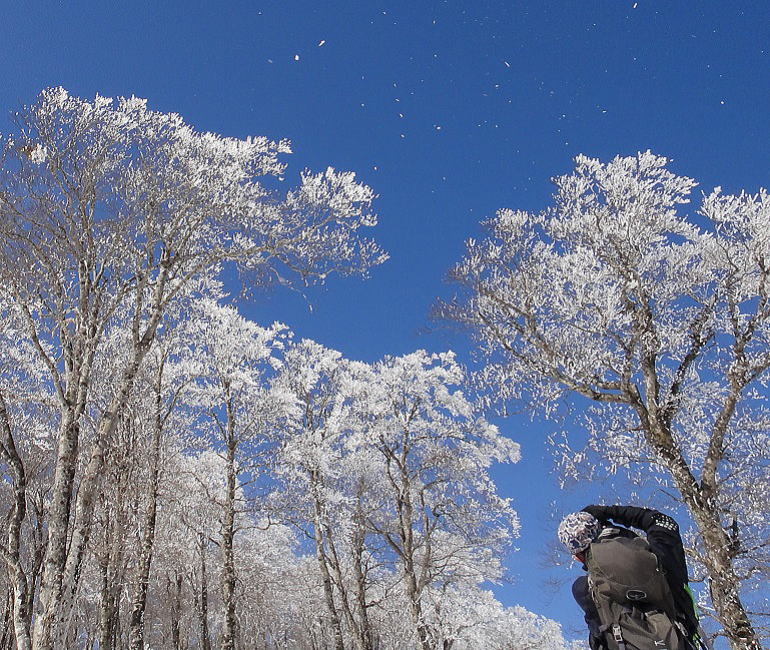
(683, 583, 700, 620)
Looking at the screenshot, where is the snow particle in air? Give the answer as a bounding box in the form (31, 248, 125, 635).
(318, 40, 326, 46)
(294, 54, 300, 61)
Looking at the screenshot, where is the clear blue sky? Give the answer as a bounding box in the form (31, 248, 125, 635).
(3, 1, 770, 640)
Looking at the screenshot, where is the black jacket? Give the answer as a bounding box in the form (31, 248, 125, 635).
(581, 504, 699, 638)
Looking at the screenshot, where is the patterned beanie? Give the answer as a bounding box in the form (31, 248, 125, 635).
(558, 511, 601, 554)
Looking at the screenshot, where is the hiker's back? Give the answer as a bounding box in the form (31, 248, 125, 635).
(586, 529, 690, 650)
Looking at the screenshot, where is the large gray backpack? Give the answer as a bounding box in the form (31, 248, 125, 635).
(585, 530, 690, 650)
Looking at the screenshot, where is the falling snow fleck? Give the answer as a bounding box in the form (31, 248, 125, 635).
(504, 61, 511, 67)
(318, 40, 326, 46)
(294, 54, 300, 61)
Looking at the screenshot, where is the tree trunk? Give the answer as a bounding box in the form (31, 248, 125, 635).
(311, 478, 346, 650)
(351, 518, 375, 650)
(0, 590, 7, 646)
(97, 557, 117, 650)
(9, 565, 32, 650)
(127, 476, 160, 650)
(33, 410, 79, 650)
(0, 395, 33, 650)
(168, 571, 183, 650)
(405, 567, 433, 650)
(128, 363, 165, 650)
(221, 396, 238, 650)
(324, 524, 363, 650)
(34, 274, 166, 650)
(25, 492, 46, 629)
(685, 493, 761, 650)
(644, 414, 762, 650)
(396, 466, 433, 650)
(0, 587, 14, 650)
(195, 536, 212, 650)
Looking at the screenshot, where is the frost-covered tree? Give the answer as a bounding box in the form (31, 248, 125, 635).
(183, 299, 287, 650)
(440, 151, 770, 649)
(270, 340, 371, 650)
(0, 87, 385, 649)
(161, 450, 226, 650)
(0, 87, 580, 649)
(124, 306, 201, 650)
(364, 351, 521, 650)
(270, 345, 524, 650)
(421, 584, 571, 650)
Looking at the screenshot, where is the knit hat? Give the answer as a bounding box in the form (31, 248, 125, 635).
(558, 511, 601, 554)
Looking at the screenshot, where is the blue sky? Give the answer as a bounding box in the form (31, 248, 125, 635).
(3, 1, 770, 640)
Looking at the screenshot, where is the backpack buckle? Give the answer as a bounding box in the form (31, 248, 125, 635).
(612, 624, 624, 644)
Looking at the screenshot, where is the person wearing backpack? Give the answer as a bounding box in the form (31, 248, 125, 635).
(558, 505, 702, 650)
